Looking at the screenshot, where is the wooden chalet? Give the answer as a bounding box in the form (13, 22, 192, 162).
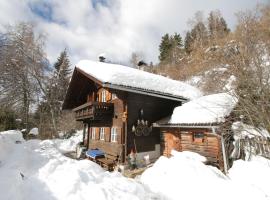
(153, 93, 237, 172)
(62, 60, 201, 170)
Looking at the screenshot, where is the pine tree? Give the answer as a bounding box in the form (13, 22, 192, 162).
(159, 33, 171, 62)
(169, 33, 184, 64)
(172, 33, 183, 47)
(184, 31, 193, 54)
(219, 17, 230, 35)
(38, 49, 71, 138)
(53, 49, 71, 103)
(159, 33, 184, 64)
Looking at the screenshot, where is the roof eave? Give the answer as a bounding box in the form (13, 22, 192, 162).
(153, 122, 220, 129)
(103, 83, 188, 102)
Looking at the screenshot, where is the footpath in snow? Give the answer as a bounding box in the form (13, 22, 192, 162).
(0, 130, 270, 200)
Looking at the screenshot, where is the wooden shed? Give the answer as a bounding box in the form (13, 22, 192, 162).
(153, 93, 237, 172)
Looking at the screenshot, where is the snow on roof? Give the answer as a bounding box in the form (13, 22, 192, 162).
(168, 93, 237, 124)
(232, 122, 270, 138)
(76, 60, 202, 100)
(29, 128, 39, 136)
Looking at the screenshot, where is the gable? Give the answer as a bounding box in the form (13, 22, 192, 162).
(76, 60, 202, 101)
(63, 60, 203, 110)
(62, 68, 100, 109)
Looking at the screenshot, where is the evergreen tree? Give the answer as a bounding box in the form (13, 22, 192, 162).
(159, 33, 184, 64)
(219, 17, 230, 35)
(184, 31, 193, 54)
(169, 33, 184, 64)
(172, 33, 183, 47)
(159, 33, 171, 62)
(37, 49, 71, 138)
(53, 49, 71, 104)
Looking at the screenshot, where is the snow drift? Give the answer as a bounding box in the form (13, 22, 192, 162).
(1, 130, 270, 200)
(0, 130, 156, 200)
(140, 150, 269, 200)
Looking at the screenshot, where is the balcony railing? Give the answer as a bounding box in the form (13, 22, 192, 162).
(73, 102, 114, 121)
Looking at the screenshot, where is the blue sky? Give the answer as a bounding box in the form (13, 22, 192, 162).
(0, 0, 268, 66)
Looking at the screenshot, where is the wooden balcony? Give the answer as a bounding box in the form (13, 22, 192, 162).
(73, 102, 114, 121)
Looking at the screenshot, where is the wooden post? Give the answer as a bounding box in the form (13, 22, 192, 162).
(212, 127, 228, 174)
(87, 123, 90, 149)
(83, 123, 86, 145)
(124, 102, 128, 164)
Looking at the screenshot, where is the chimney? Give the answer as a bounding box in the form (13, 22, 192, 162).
(137, 60, 147, 70)
(98, 53, 106, 62)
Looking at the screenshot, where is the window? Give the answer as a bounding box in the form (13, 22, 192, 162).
(100, 128, 105, 140)
(111, 127, 117, 142)
(194, 132, 204, 138)
(101, 90, 106, 102)
(91, 128, 96, 139)
(193, 132, 204, 143)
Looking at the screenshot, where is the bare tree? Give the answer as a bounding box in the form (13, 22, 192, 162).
(0, 22, 48, 131)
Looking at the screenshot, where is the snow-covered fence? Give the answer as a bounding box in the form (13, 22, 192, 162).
(240, 136, 270, 159)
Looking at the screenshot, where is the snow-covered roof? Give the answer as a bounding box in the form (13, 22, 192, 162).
(29, 128, 39, 136)
(232, 122, 270, 139)
(76, 60, 202, 101)
(155, 93, 237, 126)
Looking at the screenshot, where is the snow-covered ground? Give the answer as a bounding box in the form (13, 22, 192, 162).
(0, 130, 270, 200)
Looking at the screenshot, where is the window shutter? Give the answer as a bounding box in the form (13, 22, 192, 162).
(106, 91, 112, 101)
(92, 128, 96, 140)
(88, 127, 92, 139)
(117, 128, 122, 144)
(96, 128, 100, 140)
(105, 127, 110, 142)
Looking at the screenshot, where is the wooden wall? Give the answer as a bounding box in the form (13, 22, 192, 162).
(86, 88, 126, 162)
(161, 128, 224, 169)
(127, 93, 181, 154)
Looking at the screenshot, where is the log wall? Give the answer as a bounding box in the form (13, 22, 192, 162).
(161, 128, 224, 169)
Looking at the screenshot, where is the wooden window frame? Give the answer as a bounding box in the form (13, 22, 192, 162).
(100, 127, 105, 140)
(193, 132, 204, 143)
(111, 127, 117, 142)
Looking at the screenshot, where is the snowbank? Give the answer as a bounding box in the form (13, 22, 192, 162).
(0, 130, 156, 200)
(1, 130, 270, 200)
(0, 130, 24, 162)
(140, 150, 269, 200)
(53, 130, 83, 153)
(229, 156, 270, 198)
(76, 60, 202, 100)
(169, 93, 237, 124)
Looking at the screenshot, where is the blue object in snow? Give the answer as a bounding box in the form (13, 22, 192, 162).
(85, 149, 105, 159)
